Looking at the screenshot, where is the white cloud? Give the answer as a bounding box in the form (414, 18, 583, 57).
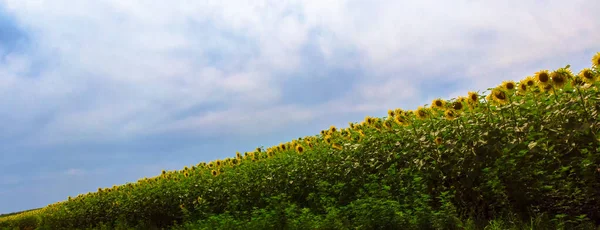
(0, 0, 599, 146)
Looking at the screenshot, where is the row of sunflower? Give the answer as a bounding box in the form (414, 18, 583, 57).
(1, 52, 599, 229)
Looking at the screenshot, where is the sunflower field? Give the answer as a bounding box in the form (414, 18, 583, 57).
(2, 53, 600, 230)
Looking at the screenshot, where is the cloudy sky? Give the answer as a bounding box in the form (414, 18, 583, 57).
(0, 0, 599, 214)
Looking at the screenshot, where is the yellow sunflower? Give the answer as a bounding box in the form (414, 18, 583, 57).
(534, 70, 551, 86)
(434, 137, 443, 145)
(332, 143, 343, 150)
(329, 125, 337, 133)
(467, 91, 479, 105)
(592, 52, 600, 67)
(452, 100, 464, 111)
(394, 115, 408, 126)
(414, 106, 429, 120)
(324, 135, 333, 144)
(444, 109, 457, 120)
(431, 98, 445, 109)
(296, 145, 304, 154)
(517, 80, 528, 95)
(383, 119, 393, 130)
(387, 109, 395, 118)
(578, 68, 596, 84)
(491, 88, 508, 104)
(550, 68, 570, 89)
(501, 80, 517, 92)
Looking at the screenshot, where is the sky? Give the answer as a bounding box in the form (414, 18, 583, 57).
(0, 0, 599, 214)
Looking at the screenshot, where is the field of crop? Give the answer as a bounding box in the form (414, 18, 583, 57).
(1, 53, 600, 230)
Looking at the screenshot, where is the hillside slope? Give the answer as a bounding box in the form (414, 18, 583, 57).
(2, 53, 600, 230)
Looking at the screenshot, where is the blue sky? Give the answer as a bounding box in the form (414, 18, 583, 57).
(1, 0, 600, 214)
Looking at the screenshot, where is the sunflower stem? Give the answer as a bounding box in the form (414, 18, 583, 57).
(573, 85, 591, 122)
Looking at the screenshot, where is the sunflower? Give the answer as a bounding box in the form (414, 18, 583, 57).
(452, 100, 463, 111)
(208, 163, 214, 168)
(383, 119, 393, 130)
(467, 92, 479, 105)
(434, 137, 443, 145)
(550, 69, 569, 88)
(215, 160, 222, 168)
(324, 135, 333, 144)
(340, 129, 348, 137)
(358, 130, 366, 136)
(578, 68, 596, 84)
(431, 98, 445, 109)
(387, 109, 396, 118)
(279, 143, 287, 150)
(232, 158, 239, 165)
(444, 109, 457, 120)
(414, 106, 429, 119)
(491, 88, 508, 104)
(332, 143, 343, 150)
(540, 84, 554, 94)
(394, 115, 408, 126)
(236, 152, 242, 159)
(501, 80, 517, 92)
(524, 76, 536, 87)
(349, 122, 355, 129)
(184, 172, 189, 178)
(211, 170, 219, 176)
(572, 75, 586, 87)
(534, 70, 551, 86)
(592, 52, 600, 67)
(394, 108, 404, 116)
(296, 145, 304, 154)
(329, 125, 337, 133)
(161, 170, 167, 175)
(517, 79, 528, 94)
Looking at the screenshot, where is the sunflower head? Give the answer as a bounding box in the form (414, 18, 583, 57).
(434, 137, 443, 145)
(329, 125, 337, 133)
(414, 106, 429, 119)
(501, 80, 517, 91)
(184, 172, 189, 178)
(324, 135, 333, 144)
(394, 115, 408, 126)
(211, 170, 218, 176)
(215, 160, 222, 167)
(296, 145, 304, 154)
(431, 98, 445, 109)
(444, 110, 456, 120)
(383, 119, 393, 129)
(280, 143, 287, 150)
(491, 88, 508, 104)
(349, 122, 355, 129)
(387, 109, 395, 118)
(358, 130, 365, 136)
(535, 70, 551, 86)
(592, 52, 600, 67)
(540, 84, 554, 94)
(467, 92, 479, 104)
(518, 79, 528, 94)
(161, 170, 167, 175)
(578, 68, 596, 84)
(550, 68, 570, 88)
(332, 143, 343, 150)
(452, 100, 463, 111)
